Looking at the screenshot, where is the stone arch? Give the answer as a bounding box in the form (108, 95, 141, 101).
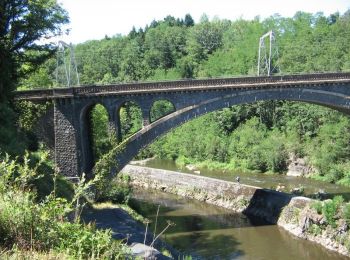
(80, 102, 110, 175)
(116, 100, 143, 141)
(150, 99, 176, 123)
(114, 87, 350, 172)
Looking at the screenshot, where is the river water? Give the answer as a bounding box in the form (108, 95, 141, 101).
(131, 189, 348, 260)
(127, 158, 350, 259)
(138, 158, 350, 200)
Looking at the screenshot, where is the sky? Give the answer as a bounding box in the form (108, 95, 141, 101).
(57, 0, 350, 44)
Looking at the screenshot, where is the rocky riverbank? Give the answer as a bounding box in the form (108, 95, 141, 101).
(121, 164, 350, 257)
(81, 203, 174, 259)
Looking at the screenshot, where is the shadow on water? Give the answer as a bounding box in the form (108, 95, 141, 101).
(83, 187, 349, 260)
(243, 188, 293, 224)
(130, 189, 283, 259)
(306, 191, 350, 201)
(167, 231, 244, 259)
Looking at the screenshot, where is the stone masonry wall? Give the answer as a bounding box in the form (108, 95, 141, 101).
(122, 164, 292, 223)
(121, 164, 350, 257)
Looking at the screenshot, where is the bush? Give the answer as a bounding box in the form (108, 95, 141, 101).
(95, 177, 131, 204)
(308, 223, 322, 236)
(0, 154, 129, 258)
(316, 196, 344, 228)
(312, 201, 323, 214)
(342, 203, 350, 225)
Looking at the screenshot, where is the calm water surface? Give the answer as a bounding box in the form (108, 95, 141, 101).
(131, 189, 348, 260)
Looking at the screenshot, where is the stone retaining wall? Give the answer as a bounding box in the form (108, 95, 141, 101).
(121, 164, 350, 256)
(122, 165, 292, 224)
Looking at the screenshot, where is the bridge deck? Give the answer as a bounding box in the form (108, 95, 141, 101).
(14, 72, 350, 101)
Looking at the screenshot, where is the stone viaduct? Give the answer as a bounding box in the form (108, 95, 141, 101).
(15, 72, 350, 177)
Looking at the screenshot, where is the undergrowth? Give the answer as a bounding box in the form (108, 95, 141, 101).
(0, 152, 129, 259)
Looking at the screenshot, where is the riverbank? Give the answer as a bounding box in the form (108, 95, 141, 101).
(138, 158, 350, 200)
(121, 164, 350, 257)
(81, 203, 175, 259)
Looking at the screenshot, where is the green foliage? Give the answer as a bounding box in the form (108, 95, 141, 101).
(15, 101, 52, 132)
(309, 117, 350, 178)
(119, 102, 142, 140)
(187, 17, 225, 61)
(90, 104, 113, 162)
(308, 223, 322, 236)
(0, 102, 28, 155)
(0, 153, 128, 259)
(0, 0, 68, 101)
(16, 11, 350, 185)
(93, 140, 129, 202)
(312, 196, 344, 228)
(312, 201, 323, 214)
(95, 175, 131, 204)
(150, 100, 175, 122)
(342, 203, 350, 225)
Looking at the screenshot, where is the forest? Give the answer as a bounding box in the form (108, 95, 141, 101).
(1, 0, 350, 257)
(19, 10, 350, 186)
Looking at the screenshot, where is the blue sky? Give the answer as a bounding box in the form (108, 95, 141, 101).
(57, 0, 350, 44)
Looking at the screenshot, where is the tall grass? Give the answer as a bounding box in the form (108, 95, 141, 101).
(0, 153, 129, 259)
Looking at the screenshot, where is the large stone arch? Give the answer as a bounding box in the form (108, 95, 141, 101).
(114, 87, 350, 172)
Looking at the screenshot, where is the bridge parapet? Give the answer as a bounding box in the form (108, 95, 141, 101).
(14, 72, 350, 102)
(14, 72, 350, 177)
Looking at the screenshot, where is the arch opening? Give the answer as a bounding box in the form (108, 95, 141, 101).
(150, 99, 176, 123)
(89, 104, 111, 162)
(118, 101, 142, 141)
(115, 87, 350, 173)
(80, 103, 111, 175)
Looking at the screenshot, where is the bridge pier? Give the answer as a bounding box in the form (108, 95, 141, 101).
(107, 109, 122, 143)
(142, 107, 150, 127)
(54, 99, 82, 177)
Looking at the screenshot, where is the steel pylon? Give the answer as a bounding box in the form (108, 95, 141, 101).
(257, 31, 280, 76)
(55, 41, 80, 87)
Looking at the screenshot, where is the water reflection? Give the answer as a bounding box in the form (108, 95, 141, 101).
(131, 189, 348, 260)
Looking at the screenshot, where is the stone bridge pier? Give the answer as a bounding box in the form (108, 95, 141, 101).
(15, 73, 350, 178)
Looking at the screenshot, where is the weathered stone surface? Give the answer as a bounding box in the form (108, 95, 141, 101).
(54, 100, 81, 177)
(122, 165, 290, 223)
(287, 155, 314, 177)
(130, 243, 171, 259)
(278, 198, 350, 257)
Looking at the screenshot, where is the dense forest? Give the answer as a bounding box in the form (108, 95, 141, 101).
(1, 0, 350, 257)
(19, 11, 350, 186)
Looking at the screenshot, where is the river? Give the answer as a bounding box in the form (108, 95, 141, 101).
(131, 188, 348, 260)
(137, 158, 350, 200)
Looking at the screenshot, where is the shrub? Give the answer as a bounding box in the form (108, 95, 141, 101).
(96, 178, 131, 204)
(312, 201, 323, 215)
(321, 196, 344, 228)
(342, 203, 350, 225)
(308, 223, 322, 236)
(0, 154, 129, 258)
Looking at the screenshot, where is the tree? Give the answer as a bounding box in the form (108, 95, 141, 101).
(184, 14, 194, 27)
(0, 0, 69, 101)
(187, 18, 224, 61)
